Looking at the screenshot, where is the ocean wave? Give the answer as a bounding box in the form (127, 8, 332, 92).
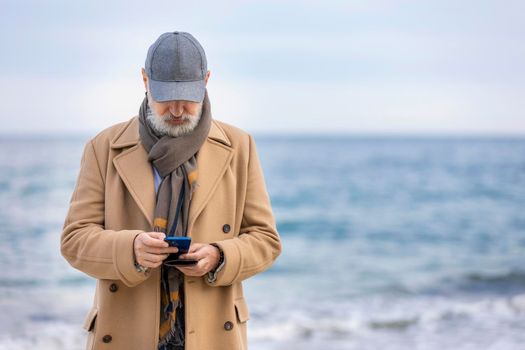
(369, 269, 525, 298)
(0, 276, 92, 288)
(464, 270, 525, 284)
(2, 294, 524, 350)
(250, 293, 525, 343)
(0, 278, 41, 288)
(438, 269, 525, 296)
(0, 321, 85, 350)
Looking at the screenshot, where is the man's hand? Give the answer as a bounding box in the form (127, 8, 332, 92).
(133, 232, 179, 269)
(176, 243, 220, 277)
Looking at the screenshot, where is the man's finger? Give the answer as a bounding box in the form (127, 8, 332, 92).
(146, 246, 179, 255)
(148, 231, 166, 240)
(186, 243, 205, 253)
(176, 260, 206, 276)
(179, 251, 203, 260)
(142, 234, 169, 248)
(140, 252, 169, 263)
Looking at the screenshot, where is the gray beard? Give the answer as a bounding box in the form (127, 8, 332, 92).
(145, 96, 203, 138)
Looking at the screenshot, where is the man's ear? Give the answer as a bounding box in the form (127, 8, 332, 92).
(204, 70, 211, 85)
(141, 68, 148, 91)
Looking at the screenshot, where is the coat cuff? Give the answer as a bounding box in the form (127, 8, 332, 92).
(206, 243, 225, 283)
(113, 230, 152, 287)
(204, 239, 241, 286)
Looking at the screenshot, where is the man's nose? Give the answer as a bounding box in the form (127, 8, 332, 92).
(169, 103, 184, 117)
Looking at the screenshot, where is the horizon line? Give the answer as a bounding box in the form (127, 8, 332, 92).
(1, 130, 525, 140)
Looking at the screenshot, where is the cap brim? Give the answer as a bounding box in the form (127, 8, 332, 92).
(149, 79, 205, 103)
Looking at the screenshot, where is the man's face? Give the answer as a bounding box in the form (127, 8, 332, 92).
(141, 68, 210, 138)
(146, 94, 203, 138)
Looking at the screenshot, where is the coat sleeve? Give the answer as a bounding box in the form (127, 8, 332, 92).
(205, 134, 282, 287)
(60, 139, 151, 288)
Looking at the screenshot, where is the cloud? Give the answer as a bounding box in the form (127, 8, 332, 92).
(215, 79, 525, 134)
(0, 0, 524, 134)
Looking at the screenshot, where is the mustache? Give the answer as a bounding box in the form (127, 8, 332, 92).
(160, 113, 193, 121)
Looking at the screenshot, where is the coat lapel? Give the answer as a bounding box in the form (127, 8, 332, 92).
(111, 116, 233, 231)
(112, 141, 156, 225)
(188, 133, 234, 233)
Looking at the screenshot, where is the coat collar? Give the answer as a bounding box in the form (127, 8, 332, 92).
(110, 116, 234, 232)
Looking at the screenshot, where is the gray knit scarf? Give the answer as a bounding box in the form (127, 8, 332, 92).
(138, 89, 212, 349)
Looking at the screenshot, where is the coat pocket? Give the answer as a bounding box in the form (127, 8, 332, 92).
(82, 307, 98, 332)
(234, 298, 250, 323)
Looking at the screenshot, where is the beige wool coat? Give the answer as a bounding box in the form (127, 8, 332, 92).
(60, 115, 282, 350)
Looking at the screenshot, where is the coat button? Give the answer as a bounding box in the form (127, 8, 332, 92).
(222, 224, 231, 233)
(224, 321, 234, 331)
(102, 334, 112, 343)
(109, 283, 118, 292)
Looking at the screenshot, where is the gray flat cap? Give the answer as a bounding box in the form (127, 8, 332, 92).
(145, 31, 207, 102)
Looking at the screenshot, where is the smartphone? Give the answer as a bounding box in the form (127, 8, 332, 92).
(163, 236, 198, 266)
(164, 258, 198, 266)
(164, 236, 191, 253)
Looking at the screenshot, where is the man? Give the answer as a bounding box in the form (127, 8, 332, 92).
(60, 31, 282, 350)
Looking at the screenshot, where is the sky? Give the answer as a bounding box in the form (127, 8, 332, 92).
(1, 0, 524, 135)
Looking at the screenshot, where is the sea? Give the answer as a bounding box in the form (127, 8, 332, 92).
(0, 133, 524, 350)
